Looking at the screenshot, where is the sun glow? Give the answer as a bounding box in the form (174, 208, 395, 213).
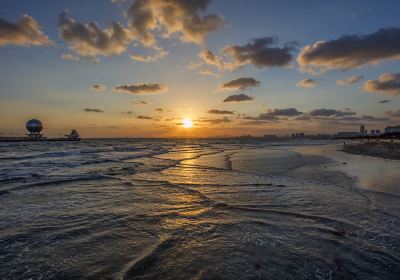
(182, 118, 193, 128)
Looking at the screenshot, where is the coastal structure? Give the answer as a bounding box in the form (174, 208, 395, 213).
(385, 126, 400, 134)
(360, 125, 367, 136)
(26, 119, 44, 140)
(335, 131, 360, 138)
(336, 124, 399, 139)
(0, 119, 80, 142)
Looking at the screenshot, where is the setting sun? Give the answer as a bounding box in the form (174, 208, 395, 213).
(182, 118, 193, 128)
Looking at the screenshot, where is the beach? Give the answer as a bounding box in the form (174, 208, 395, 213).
(1, 139, 400, 279)
(341, 141, 400, 160)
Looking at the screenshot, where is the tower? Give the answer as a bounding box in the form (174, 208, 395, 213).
(26, 119, 43, 140)
(360, 124, 365, 136)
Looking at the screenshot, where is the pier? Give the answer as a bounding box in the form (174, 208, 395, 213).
(0, 119, 80, 142)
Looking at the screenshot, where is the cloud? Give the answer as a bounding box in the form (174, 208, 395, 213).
(309, 108, 356, 117)
(130, 46, 169, 62)
(333, 115, 388, 122)
(199, 117, 232, 124)
(241, 120, 276, 125)
(379, 99, 391, 104)
(122, 110, 133, 114)
(297, 27, 400, 73)
(267, 108, 303, 116)
(114, 83, 168, 94)
(165, 117, 180, 121)
(199, 49, 224, 70)
(137, 115, 153, 120)
(242, 114, 279, 121)
(0, 15, 53, 47)
(155, 108, 163, 112)
(220, 77, 261, 91)
(295, 115, 311, 121)
(242, 108, 302, 122)
(132, 100, 148, 105)
(61, 53, 80, 61)
(207, 109, 234, 114)
(363, 73, 400, 95)
(111, 0, 125, 4)
(222, 37, 295, 68)
(58, 11, 132, 58)
(199, 69, 218, 77)
(126, 0, 224, 46)
(336, 75, 364, 86)
(360, 115, 389, 122)
(223, 94, 254, 103)
(296, 78, 316, 88)
(385, 110, 400, 117)
(91, 84, 106, 92)
(84, 108, 104, 113)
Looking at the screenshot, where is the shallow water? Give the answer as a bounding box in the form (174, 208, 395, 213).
(0, 139, 399, 279)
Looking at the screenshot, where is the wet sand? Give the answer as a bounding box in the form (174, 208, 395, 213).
(341, 141, 400, 160)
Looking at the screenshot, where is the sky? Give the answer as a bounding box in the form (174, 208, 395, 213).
(0, 0, 400, 138)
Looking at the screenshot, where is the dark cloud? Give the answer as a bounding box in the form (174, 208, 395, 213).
(58, 12, 132, 57)
(242, 114, 279, 121)
(207, 109, 234, 114)
(241, 120, 275, 125)
(115, 83, 167, 94)
(267, 108, 303, 117)
(363, 73, 400, 95)
(84, 108, 104, 113)
(360, 115, 389, 122)
(298, 27, 400, 72)
(137, 115, 153, 120)
(337, 116, 361, 122)
(242, 108, 302, 122)
(165, 117, 180, 121)
(336, 75, 364, 86)
(122, 110, 133, 114)
(126, 0, 224, 46)
(0, 15, 53, 47)
(222, 37, 295, 68)
(385, 110, 400, 117)
(296, 78, 316, 88)
(220, 77, 260, 91)
(328, 115, 389, 122)
(199, 117, 232, 124)
(379, 99, 391, 104)
(223, 94, 254, 103)
(155, 108, 164, 112)
(91, 84, 106, 92)
(132, 100, 148, 105)
(296, 115, 311, 121)
(309, 108, 356, 117)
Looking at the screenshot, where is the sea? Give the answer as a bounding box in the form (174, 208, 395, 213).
(0, 139, 399, 279)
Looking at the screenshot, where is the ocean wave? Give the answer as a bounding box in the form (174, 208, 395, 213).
(121, 237, 178, 280)
(10, 173, 113, 191)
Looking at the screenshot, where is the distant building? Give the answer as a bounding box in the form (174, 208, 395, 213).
(263, 134, 277, 139)
(384, 126, 400, 134)
(360, 125, 367, 136)
(292, 133, 305, 138)
(335, 132, 360, 138)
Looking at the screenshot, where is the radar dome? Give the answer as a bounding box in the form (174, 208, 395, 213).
(26, 119, 43, 133)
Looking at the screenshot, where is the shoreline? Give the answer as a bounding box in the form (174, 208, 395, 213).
(340, 141, 400, 160)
